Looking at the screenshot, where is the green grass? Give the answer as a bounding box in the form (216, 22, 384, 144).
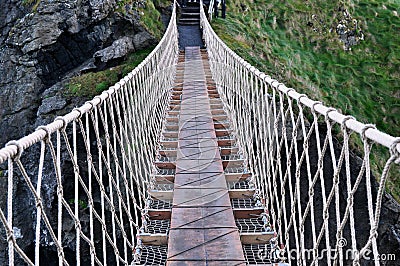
(212, 0, 400, 201)
(139, 0, 165, 40)
(114, 0, 165, 39)
(66, 47, 154, 98)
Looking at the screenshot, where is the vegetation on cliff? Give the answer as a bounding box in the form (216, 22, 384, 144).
(66, 0, 166, 97)
(212, 0, 400, 200)
(67, 47, 154, 97)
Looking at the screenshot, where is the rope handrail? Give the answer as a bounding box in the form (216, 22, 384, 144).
(0, 0, 398, 264)
(0, 2, 178, 165)
(199, 3, 399, 153)
(0, 1, 179, 265)
(199, 1, 399, 264)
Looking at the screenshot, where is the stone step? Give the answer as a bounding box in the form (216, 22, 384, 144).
(180, 12, 200, 16)
(178, 21, 200, 26)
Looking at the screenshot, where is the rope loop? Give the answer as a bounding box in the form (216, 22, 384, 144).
(6, 140, 23, 161)
(276, 83, 286, 91)
(285, 88, 295, 97)
(6, 230, 14, 242)
(324, 107, 337, 122)
(73, 108, 83, 120)
(296, 94, 307, 105)
(360, 124, 376, 143)
(75, 222, 82, 231)
(340, 115, 356, 135)
(342, 115, 355, 125)
(35, 198, 43, 209)
(57, 249, 64, 258)
(390, 138, 400, 164)
(36, 125, 51, 142)
(270, 80, 280, 89)
(311, 101, 322, 113)
(102, 91, 111, 103)
(55, 116, 68, 130)
(94, 95, 104, 105)
(57, 186, 63, 196)
(85, 101, 95, 112)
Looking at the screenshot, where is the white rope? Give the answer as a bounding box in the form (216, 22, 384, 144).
(199, 1, 400, 264)
(35, 140, 45, 266)
(0, 1, 178, 264)
(0, 0, 398, 264)
(7, 156, 14, 265)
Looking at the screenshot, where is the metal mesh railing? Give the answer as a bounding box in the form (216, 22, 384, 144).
(200, 1, 400, 265)
(0, 2, 179, 265)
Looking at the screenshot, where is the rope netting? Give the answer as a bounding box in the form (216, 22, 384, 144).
(200, 2, 400, 265)
(0, 2, 178, 265)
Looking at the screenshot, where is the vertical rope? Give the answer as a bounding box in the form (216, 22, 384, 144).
(199, 2, 399, 264)
(7, 157, 14, 265)
(35, 140, 46, 266)
(73, 120, 81, 265)
(56, 129, 63, 266)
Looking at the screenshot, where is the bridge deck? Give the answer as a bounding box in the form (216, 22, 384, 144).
(166, 47, 246, 265)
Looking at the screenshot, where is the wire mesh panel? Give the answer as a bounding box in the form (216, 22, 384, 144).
(134, 245, 168, 265)
(227, 180, 252, 190)
(243, 244, 275, 265)
(151, 183, 174, 191)
(157, 168, 176, 176)
(147, 199, 173, 210)
(141, 220, 170, 235)
(236, 217, 269, 233)
(232, 198, 262, 209)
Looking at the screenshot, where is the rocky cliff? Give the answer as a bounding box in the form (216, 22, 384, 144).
(0, 0, 159, 149)
(0, 0, 164, 263)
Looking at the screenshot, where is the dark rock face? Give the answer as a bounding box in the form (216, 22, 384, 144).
(94, 36, 135, 69)
(275, 126, 400, 265)
(0, 0, 28, 45)
(0, 0, 157, 149)
(0, 0, 160, 264)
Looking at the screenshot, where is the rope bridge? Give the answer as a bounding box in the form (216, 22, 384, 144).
(0, 0, 398, 265)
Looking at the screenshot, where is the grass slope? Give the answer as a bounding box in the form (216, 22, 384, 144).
(212, 0, 400, 200)
(67, 47, 154, 97)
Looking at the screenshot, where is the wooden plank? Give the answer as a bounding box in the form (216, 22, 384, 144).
(139, 233, 168, 245)
(167, 47, 245, 265)
(240, 232, 275, 244)
(149, 190, 173, 200)
(147, 209, 171, 220)
(229, 188, 256, 199)
(224, 172, 251, 182)
(233, 208, 264, 219)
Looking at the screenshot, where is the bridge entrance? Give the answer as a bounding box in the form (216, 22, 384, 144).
(0, 1, 397, 265)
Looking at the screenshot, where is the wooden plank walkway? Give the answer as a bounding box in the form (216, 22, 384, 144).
(166, 47, 246, 265)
